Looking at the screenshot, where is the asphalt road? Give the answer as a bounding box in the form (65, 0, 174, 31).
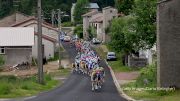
(25, 42, 127, 101)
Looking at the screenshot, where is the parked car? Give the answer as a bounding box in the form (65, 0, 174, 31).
(64, 36, 71, 42)
(92, 38, 101, 44)
(106, 52, 117, 61)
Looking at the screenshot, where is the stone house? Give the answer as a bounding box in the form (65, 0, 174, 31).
(0, 27, 34, 66)
(82, 6, 118, 42)
(82, 10, 99, 40)
(89, 13, 103, 40)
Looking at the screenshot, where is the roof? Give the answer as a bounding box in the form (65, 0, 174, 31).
(82, 10, 99, 17)
(90, 13, 103, 23)
(73, 3, 99, 9)
(118, 13, 125, 17)
(0, 12, 31, 27)
(0, 27, 34, 46)
(103, 6, 114, 10)
(34, 32, 57, 43)
(11, 17, 58, 32)
(88, 3, 99, 9)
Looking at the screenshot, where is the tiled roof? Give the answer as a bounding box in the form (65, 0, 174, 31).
(103, 6, 113, 10)
(90, 13, 103, 23)
(11, 17, 58, 32)
(82, 10, 99, 17)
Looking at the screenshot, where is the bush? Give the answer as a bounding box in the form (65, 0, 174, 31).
(135, 64, 157, 87)
(20, 82, 35, 90)
(0, 82, 12, 95)
(0, 75, 17, 82)
(62, 22, 74, 27)
(45, 74, 52, 81)
(74, 25, 83, 38)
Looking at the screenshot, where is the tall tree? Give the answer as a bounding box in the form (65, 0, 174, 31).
(74, 0, 89, 24)
(133, 0, 156, 49)
(115, 0, 135, 15)
(0, 0, 13, 18)
(18, 0, 36, 15)
(109, 16, 137, 53)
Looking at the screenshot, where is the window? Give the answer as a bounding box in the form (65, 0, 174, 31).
(110, 10, 112, 13)
(0, 47, 5, 54)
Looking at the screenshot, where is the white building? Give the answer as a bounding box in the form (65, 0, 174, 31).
(0, 27, 34, 66)
(11, 17, 58, 60)
(0, 12, 58, 61)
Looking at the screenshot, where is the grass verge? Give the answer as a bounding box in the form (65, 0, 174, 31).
(0, 75, 58, 98)
(122, 84, 178, 101)
(121, 64, 178, 101)
(0, 68, 70, 98)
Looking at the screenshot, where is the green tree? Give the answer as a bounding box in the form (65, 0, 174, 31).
(115, 0, 135, 15)
(93, 0, 115, 8)
(0, 0, 13, 18)
(74, 25, 83, 38)
(87, 26, 97, 40)
(133, 0, 157, 49)
(18, 0, 36, 15)
(74, 0, 89, 24)
(109, 16, 138, 53)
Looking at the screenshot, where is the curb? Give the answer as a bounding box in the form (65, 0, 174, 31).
(0, 96, 36, 101)
(104, 60, 137, 101)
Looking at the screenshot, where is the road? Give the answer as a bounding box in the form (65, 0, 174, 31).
(25, 42, 127, 101)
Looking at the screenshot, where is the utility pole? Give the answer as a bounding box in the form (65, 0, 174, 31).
(51, 9, 55, 27)
(57, 9, 62, 69)
(37, 0, 44, 84)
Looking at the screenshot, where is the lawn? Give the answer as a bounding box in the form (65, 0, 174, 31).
(0, 69, 71, 98)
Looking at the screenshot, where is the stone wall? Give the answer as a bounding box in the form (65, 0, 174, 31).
(157, 0, 180, 88)
(128, 56, 147, 68)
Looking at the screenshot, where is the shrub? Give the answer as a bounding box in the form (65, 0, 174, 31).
(0, 82, 12, 95)
(20, 82, 34, 90)
(74, 25, 83, 38)
(135, 64, 157, 87)
(45, 74, 52, 81)
(0, 75, 17, 82)
(62, 22, 74, 27)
